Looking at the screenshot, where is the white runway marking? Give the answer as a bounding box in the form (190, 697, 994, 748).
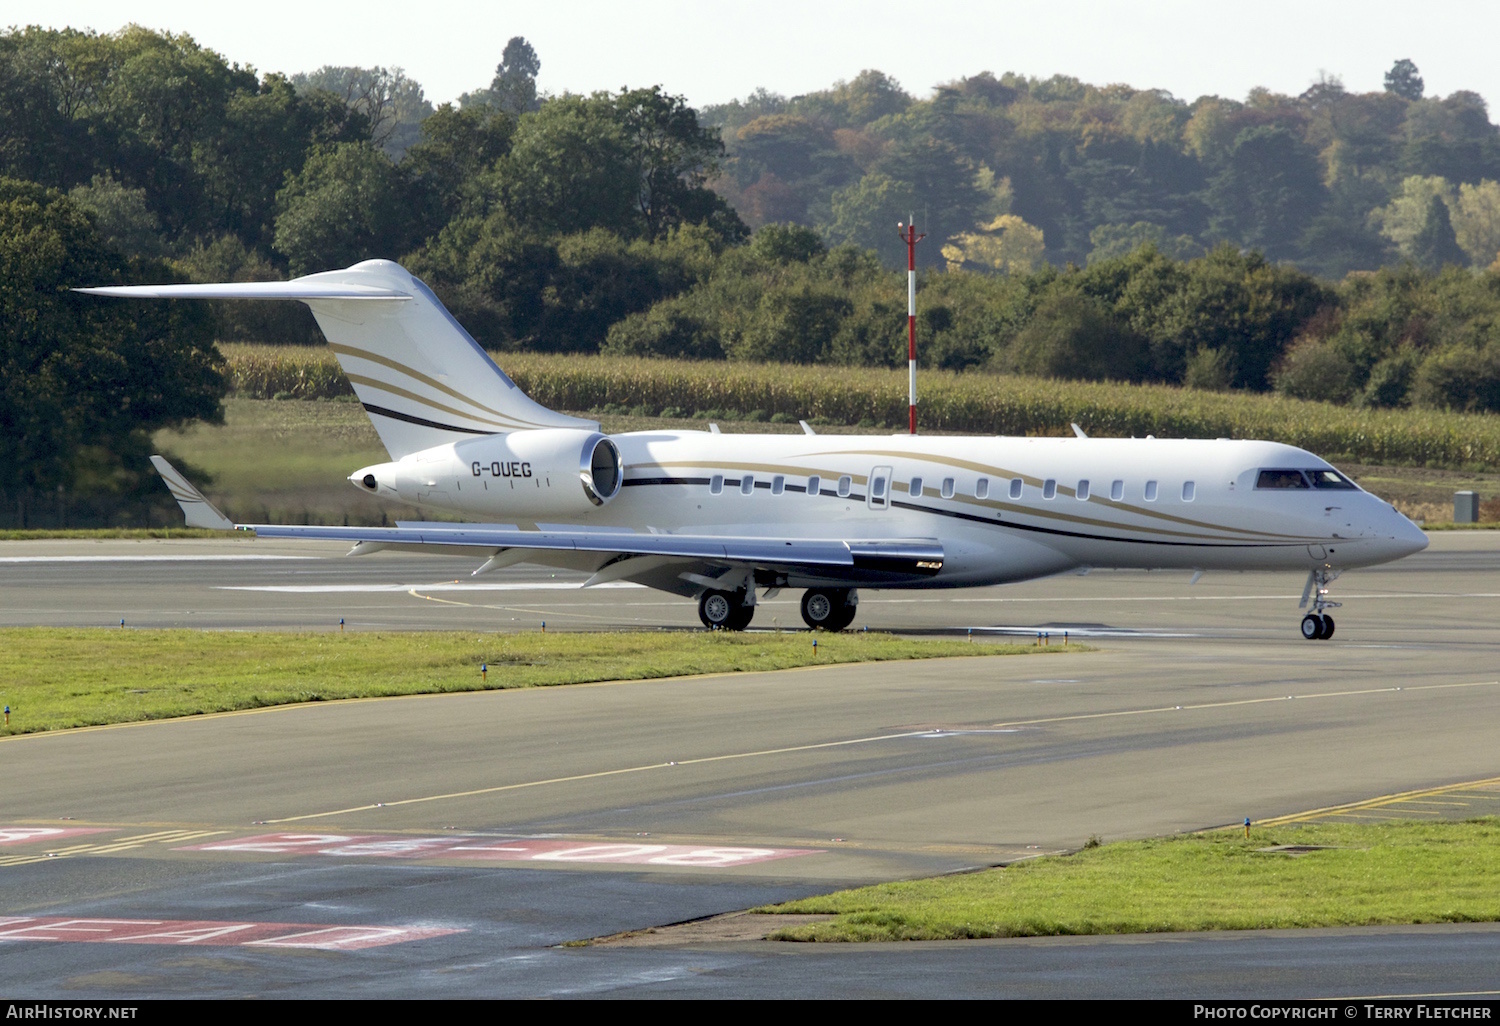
(220, 581, 646, 594)
(0, 555, 315, 563)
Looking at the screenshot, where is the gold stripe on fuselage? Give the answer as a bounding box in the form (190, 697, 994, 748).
(632, 457, 1320, 545)
(805, 447, 1311, 540)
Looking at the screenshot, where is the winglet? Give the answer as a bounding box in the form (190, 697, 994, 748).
(149, 456, 236, 530)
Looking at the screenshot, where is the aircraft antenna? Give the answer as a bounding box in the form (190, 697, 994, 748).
(898, 217, 926, 434)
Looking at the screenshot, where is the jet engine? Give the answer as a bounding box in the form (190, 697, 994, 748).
(352, 428, 623, 518)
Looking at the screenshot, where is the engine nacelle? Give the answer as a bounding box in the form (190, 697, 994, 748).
(351, 429, 623, 518)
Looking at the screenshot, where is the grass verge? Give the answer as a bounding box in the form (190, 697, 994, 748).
(0, 628, 1062, 736)
(761, 819, 1500, 940)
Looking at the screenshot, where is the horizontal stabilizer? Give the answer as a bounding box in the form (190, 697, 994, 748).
(77, 259, 594, 457)
(150, 456, 236, 531)
(75, 281, 410, 301)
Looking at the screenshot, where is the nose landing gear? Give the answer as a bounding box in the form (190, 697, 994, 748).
(1298, 567, 1341, 641)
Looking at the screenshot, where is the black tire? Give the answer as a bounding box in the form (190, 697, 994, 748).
(699, 590, 735, 629)
(824, 604, 858, 632)
(725, 603, 755, 631)
(1300, 614, 1322, 640)
(802, 588, 855, 631)
(1319, 614, 1335, 640)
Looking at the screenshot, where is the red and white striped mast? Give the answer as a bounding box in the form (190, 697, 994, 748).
(898, 218, 925, 435)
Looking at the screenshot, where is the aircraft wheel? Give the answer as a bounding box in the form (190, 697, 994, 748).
(802, 588, 855, 631)
(699, 590, 735, 629)
(1300, 614, 1323, 640)
(1319, 614, 1335, 639)
(725, 603, 755, 631)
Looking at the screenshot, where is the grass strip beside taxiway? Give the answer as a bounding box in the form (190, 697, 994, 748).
(0, 627, 1064, 736)
(761, 818, 1500, 940)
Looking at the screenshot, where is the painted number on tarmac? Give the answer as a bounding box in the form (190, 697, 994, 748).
(181, 832, 821, 867)
(0, 917, 461, 950)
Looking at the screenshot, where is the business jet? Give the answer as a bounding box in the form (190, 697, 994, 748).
(80, 259, 1427, 640)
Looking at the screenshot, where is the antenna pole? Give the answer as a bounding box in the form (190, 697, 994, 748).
(898, 219, 926, 435)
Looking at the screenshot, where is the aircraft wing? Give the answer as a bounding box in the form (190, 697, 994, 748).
(250, 521, 943, 583)
(151, 456, 943, 591)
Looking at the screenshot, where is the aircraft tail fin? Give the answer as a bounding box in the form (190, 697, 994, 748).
(149, 456, 236, 531)
(79, 260, 596, 458)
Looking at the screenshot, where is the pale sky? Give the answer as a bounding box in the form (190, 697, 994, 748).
(6, 1, 1499, 112)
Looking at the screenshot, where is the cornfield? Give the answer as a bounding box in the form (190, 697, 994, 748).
(221, 344, 1500, 470)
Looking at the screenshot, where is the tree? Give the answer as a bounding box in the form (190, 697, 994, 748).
(942, 214, 1046, 274)
(292, 66, 433, 158)
(1370, 175, 1470, 270)
(461, 37, 542, 118)
(1408, 193, 1469, 270)
(1086, 222, 1200, 264)
(272, 142, 420, 275)
(1451, 179, 1500, 266)
(0, 179, 223, 524)
(1384, 59, 1424, 102)
(498, 95, 640, 238)
(1204, 126, 1327, 260)
(493, 37, 542, 117)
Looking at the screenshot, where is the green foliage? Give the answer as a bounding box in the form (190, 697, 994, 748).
(0, 178, 223, 525)
(0, 627, 1021, 735)
(273, 141, 422, 275)
(1385, 59, 1425, 102)
(1008, 293, 1144, 381)
(765, 819, 1500, 940)
(290, 65, 434, 158)
(218, 344, 1500, 471)
(459, 36, 541, 117)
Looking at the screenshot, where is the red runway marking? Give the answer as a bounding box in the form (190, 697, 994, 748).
(0, 827, 111, 847)
(180, 832, 821, 867)
(0, 916, 460, 950)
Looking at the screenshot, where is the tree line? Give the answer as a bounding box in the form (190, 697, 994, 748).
(6, 26, 1500, 523)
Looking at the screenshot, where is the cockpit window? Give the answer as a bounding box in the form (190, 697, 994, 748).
(1256, 469, 1310, 489)
(1307, 469, 1358, 490)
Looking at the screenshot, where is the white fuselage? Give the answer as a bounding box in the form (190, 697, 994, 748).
(353, 429, 1428, 589)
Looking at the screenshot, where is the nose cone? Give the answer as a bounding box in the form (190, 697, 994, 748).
(1361, 505, 1428, 564)
(1391, 511, 1429, 558)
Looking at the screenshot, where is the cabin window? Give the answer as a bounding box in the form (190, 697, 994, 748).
(1043, 479, 1057, 500)
(871, 475, 888, 499)
(941, 477, 955, 499)
(1308, 469, 1358, 490)
(1110, 480, 1124, 501)
(1009, 478, 1023, 500)
(807, 474, 821, 496)
(772, 475, 785, 495)
(1076, 480, 1090, 500)
(975, 477, 989, 499)
(741, 476, 755, 495)
(1256, 469, 1310, 490)
(1182, 481, 1196, 501)
(837, 475, 852, 498)
(710, 474, 723, 495)
(910, 476, 923, 498)
(1144, 480, 1158, 501)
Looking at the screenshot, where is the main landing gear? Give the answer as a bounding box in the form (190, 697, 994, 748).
(697, 586, 860, 632)
(800, 588, 857, 632)
(698, 588, 755, 631)
(1298, 567, 1341, 641)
